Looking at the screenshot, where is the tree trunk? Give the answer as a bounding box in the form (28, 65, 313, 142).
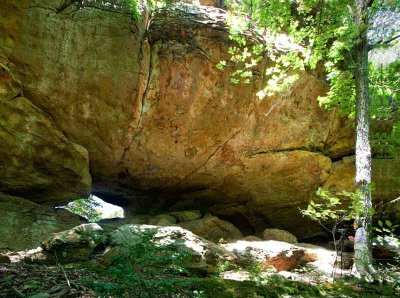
(352, 0, 375, 280)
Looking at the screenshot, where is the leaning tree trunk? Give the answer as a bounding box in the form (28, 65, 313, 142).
(352, 0, 375, 280)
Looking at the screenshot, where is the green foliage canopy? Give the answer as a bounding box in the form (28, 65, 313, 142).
(222, 0, 400, 113)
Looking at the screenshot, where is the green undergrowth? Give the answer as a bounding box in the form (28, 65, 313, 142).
(66, 261, 399, 298)
(61, 228, 400, 297)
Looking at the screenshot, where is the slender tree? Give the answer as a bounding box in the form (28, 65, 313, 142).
(351, 0, 375, 278)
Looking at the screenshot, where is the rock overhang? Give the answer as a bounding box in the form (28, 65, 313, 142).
(3, 1, 398, 240)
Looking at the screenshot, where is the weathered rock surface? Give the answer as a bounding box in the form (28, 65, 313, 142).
(0, 97, 91, 203)
(0, 51, 21, 100)
(0, 49, 91, 204)
(296, 243, 338, 274)
(0, 193, 86, 251)
(26, 223, 103, 264)
(103, 224, 237, 274)
(169, 210, 202, 222)
(242, 236, 262, 242)
(148, 214, 177, 226)
(0, 0, 149, 185)
(223, 240, 318, 271)
(179, 215, 244, 243)
(41, 223, 103, 251)
(117, 5, 352, 238)
(262, 229, 298, 244)
(223, 241, 338, 274)
(0, 1, 362, 239)
(322, 157, 400, 204)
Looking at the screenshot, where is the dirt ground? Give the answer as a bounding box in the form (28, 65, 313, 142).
(0, 262, 100, 298)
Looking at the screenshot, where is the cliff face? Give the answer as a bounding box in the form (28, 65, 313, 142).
(0, 193, 85, 251)
(2, 0, 396, 242)
(0, 46, 91, 204)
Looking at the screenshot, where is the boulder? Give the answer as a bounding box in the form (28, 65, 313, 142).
(41, 223, 103, 250)
(296, 243, 337, 275)
(0, 253, 11, 263)
(223, 240, 319, 272)
(242, 236, 262, 242)
(125, 214, 152, 225)
(372, 236, 400, 259)
(148, 214, 177, 226)
(180, 215, 243, 243)
(262, 229, 298, 244)
(99, 214, 155, 233)
(0, 193, 86, 251)
(169, 210, 202, 222)
(102, 224, 237, 274)
(25, 223, 103, 264)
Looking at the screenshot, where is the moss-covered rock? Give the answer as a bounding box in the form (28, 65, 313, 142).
(25, 223, 104, 264)
(103, 224, 237, 274)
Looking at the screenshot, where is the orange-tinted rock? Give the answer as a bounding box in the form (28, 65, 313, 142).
(0, 0, 149, 182)
(224, 240, 317, 271)
(322, 156, 400, 203)
(0, 2, 358, 239)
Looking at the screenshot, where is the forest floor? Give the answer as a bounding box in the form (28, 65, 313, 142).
(1, 258, 399, 298)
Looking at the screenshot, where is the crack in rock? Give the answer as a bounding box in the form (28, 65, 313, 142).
(119, 25, 153, 167)
(175, 105, 258, 185)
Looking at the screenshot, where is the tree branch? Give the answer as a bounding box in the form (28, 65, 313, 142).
(369, 34, 400, 50)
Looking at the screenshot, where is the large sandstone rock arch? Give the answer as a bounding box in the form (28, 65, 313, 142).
(3, 1, 397, 242)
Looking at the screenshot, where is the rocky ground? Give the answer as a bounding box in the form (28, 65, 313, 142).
(0, 223, 399, 298)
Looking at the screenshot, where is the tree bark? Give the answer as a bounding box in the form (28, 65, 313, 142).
(352, 0, 375, 280)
